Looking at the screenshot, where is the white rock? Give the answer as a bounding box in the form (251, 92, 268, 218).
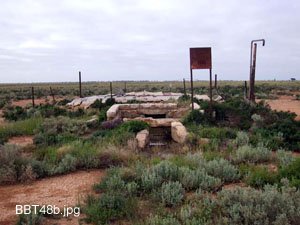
(171, 121, 188, 144)
(136, 129, 149, 148)
(190, 102, 201, 110)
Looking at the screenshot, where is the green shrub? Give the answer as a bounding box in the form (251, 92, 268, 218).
(52, 154, 77, 175)
(279, 158, 300, 189)
(0, 117, 42, 143)
(16, 208, 44, 225)
(203, 158, 240, 182)
(277, 149, 294, 167)
(245, 166, 278, 188)
(234, 144, 272, 163)
(153, 161, 179, 182)
(183, 110, 207, 125)
(145, 214, 180, 225)
(33, 116, 87, 146)
(85, 193, 136, 225)
(141, 170, 162, 193)
(119, 120, 149, 133)
(160, 181, 184, 207)
(179, 167, 221, 191)
(217, 183, 300, 225)
(234, 131, 249, 146)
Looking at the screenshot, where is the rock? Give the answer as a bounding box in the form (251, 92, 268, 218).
(107, 104, 120, 120)
(214, 95, 223, 102)
(86, 118, 98, 128)
(190, 102, 200, 110)
(124, 117, 179, 127)
(136, 129, 149, 148)
(171, 122, 188, 144)
(194, 94, 210, 101)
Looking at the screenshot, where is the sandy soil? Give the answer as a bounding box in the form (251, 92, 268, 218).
(7, 136, 34, 147)
(264, 96, 300, 120)
(0, 170, 105, 225)
(12, 97, 64, 107)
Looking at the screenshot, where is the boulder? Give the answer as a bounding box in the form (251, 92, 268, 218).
(136, 129, 149, 148)
(86, 117, 98, 128)
(189, 102, 200, 110)
(107, 104, 120, 120)
(171, 122, 188, 144)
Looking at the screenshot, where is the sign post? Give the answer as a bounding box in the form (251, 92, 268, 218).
(189, 47, 212, 110)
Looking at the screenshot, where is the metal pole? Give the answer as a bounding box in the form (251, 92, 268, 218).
(244, 81, 248, 99)
(110, 82, 113, 99)
(209, 69, 213, 115)
(79, 71, 82, 98)
(214, 74, 217, 89)
(249, 43, 257, 102)
(190, 68, 194, 110)
(249, 39, 265, 101)
(50, 86, 56, 103)
(183, 78, 186, 96)
(124, 81, 127, 93)
(31, 86, 35, 107)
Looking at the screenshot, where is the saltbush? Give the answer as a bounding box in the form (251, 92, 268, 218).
(179, 167, 221, 191)
(203, 158, 240, 182)
(245, 166, 278, 188)
(145, 215, 180, 225)
(234, 131, 249, 146)
(234, 144, 272, 163)
(160, 181, 184, 207)
(217, 183, 300, 225)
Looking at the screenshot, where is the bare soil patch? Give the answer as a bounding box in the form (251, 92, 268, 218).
(264, 96, 300, 120)
(12, 96, 64, 107)
(0, 170, 105, 225)
(7, 135, 34, 147)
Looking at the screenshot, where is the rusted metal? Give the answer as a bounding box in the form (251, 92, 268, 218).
(110, 82, 113, 99)
(31, 86, 35, 107)
(190, 47, 212, 69)
(214, 74, 217, 89)
(249, 39, 265, 102)
(190, 68, 194, 110)
(79, 71, 82, 98)
(183, 78, 186, 96)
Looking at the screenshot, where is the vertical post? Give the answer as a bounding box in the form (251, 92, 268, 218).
(190, 68, 194, 110)
(249, 43, 257, 102)
(110, 82, 113, 99)
(183, 78, 186, 96)
(244, 81, 248, 99)
(214, 74, 217, 89)
(79, 71, 82, 98)
(49, 86, 56, 103)
(124, 81, 127, 93)
(31, 86, 35, 107)
(209, 69, 213, 115)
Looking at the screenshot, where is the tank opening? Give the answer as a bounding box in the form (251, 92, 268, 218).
(144, 114, 166, 119)
(149, 127, 171, 146)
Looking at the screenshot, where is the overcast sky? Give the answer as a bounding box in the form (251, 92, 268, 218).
(0, 0, 299, 83)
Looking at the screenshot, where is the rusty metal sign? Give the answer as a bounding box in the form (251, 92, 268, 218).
(190, 47, 212, 69)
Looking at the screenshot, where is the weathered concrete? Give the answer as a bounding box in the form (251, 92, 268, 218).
(171, 121, 188, 144)
(124, 117, 179, 127)
(107, 103, 189, 121)
(136, 129, 150, 148)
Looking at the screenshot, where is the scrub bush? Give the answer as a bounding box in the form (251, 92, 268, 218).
(234, 144, 272, 163)
(160, 181, 184, 207)
(203, 158, 240, 182)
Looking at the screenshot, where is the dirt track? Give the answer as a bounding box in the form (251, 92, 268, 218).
(0, 170, 105, 225)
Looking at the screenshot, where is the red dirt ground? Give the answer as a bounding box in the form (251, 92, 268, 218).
(0, 170, 105, 225)
(264, 96, 300, 120)
(12, 97, 64, 107)
(7, 136, 34, 147)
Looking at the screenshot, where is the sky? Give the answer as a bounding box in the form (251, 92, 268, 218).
(0, 0, 299, 83)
